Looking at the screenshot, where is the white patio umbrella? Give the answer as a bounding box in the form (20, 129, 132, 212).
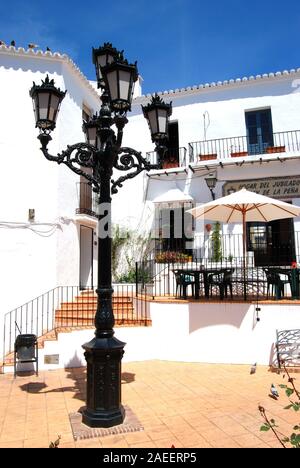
(188, 188, 300, 297)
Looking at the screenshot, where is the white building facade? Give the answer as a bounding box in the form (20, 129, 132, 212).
(120, 69, 300, 267)
(1, 44, 300, 369)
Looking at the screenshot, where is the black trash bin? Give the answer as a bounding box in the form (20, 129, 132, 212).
(14, 334, 38, 377)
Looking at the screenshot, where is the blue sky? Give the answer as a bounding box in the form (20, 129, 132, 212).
(1, 0, 300, 94)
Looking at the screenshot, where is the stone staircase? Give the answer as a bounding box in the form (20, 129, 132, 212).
(2, 290, 151, 371)
(54, 290, 149, 327)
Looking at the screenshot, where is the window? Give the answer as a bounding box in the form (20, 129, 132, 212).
(155, 203, 194, 254)
(79, 104, 94, 216)
(245, 109, 273, 155)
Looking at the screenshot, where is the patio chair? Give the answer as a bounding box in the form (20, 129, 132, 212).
(174, 271, 195, 299)
(208, 268, 234, 300)
(263, 269, 290, 299)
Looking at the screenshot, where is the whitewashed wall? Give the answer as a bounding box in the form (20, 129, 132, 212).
(0, 50, 100, 332)
(9, 300, 300, 373)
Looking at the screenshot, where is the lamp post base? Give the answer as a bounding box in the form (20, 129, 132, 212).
(82, 335, 126, 428)
(82, 405, 125, 428)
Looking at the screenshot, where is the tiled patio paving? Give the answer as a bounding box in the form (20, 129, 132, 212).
(0, 361, 298, 448)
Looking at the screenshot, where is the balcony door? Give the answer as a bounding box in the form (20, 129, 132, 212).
(245, 109, 273, 155)
(80, 225, 93, 290)
(247, 218, 295, 266)
(163, 121, 179, 168)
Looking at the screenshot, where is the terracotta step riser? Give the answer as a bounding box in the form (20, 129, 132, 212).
(56, 310, 135, 316)
(56, 315, 134, 320)
(58, 301, 133, 309)
(57, 309, 134, 315)
(55, 320, 148, 327)
(58, 304, 134, 309)
(78, 292, 134, 296)
(59, 303, 133, 308)
(73, 294, 133, 298)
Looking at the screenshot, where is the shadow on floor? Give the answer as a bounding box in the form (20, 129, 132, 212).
(18, 368, 135, 402)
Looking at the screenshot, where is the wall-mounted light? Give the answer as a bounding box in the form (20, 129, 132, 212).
(28, 209, 35, 222)
(205, 173, 217, 200)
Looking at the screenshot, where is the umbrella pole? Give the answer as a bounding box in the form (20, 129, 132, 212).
(243, 210, 247, 301)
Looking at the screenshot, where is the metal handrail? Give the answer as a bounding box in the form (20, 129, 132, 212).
(2, 284, 150, 365)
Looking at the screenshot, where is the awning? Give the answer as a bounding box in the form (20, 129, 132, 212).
(153, 187, 193, 205)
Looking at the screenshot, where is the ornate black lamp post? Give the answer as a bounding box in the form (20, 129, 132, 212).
(29, 43, 172, 428)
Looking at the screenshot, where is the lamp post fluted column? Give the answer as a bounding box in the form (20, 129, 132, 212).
(82, 101, 127, 426)
(29, 42, 172, 428)
(82, 157, 126, 427)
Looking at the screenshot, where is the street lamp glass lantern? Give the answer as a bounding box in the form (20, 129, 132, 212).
(142, 94, 172, 142)
(101, 57, 138, 113)
(29, 75, 66, 131)
(82, 116, 99, 148)
(92, 43, 119, 89)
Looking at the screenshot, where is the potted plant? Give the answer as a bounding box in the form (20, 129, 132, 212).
(229, 144, 247, 157)
(162, 157, 178, 168)
(266, 145, 285, 154)
(231, 149, 248, 157)
(199, 153, 217, 161)
(155, 251, 190, 263)
(211, 222, 222, 263)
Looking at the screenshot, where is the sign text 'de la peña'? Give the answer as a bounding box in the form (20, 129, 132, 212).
(223, 175, 300, 199)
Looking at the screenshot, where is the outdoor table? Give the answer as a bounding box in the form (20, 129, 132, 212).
(173, 267, 230, 300)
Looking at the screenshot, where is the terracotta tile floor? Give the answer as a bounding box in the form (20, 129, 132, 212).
(0, 361, 298, 448)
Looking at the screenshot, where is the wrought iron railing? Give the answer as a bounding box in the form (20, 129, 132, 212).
(135, 230, 300, 300)
(146, 147, 187, 168)
(136, 259, 300, 302)
(188, 130, 300, 163)
(151, 231, 300, 266)
(2, 284, 150, 364)
(76, 182, 98, 217)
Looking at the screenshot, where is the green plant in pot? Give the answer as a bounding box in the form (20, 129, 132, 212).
(211, 221, 222, 262)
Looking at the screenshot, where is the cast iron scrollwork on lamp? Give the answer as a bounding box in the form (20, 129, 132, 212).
(30, 42, 172, 429)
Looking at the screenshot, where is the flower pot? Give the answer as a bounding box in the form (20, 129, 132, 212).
(266, 146, 285, 154)
(231, 151, 248, 158)
(199, 153, 217, 161)
(162, 161, 178, 169)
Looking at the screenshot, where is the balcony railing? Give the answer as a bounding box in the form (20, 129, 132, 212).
(135, 230, 300, 301)
(188, 130, 300, 163)
(76, 182, 98, 218)
(146, 147, 187, 168)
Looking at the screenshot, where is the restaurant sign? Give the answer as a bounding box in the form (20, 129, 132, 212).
(223, 175, 300, 199)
